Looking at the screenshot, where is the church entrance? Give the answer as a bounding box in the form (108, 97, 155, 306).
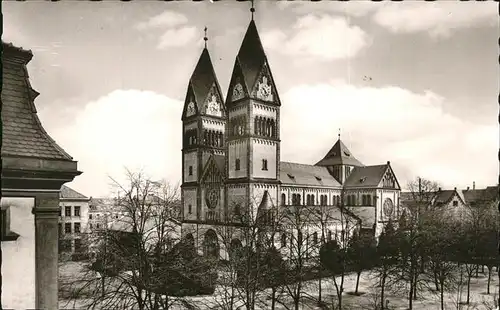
(203, 229, 219, 259)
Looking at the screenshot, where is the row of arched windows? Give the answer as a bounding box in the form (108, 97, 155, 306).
(282, 193, 341, 206)
(346, 194, 375, 206)
(184, 129, 198, 147)
(230, 116, 247, 137)
(203, 130, 224, 148)
(254, 116, 277, 138)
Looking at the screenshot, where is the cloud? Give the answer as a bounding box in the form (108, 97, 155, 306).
(48, 90, 183, 197)
(277, 1, 379, 17)
(261, 14, 371, 61)
(135, 10, 188, 30)
(372, 2, 498, 38)
(279, 81, 497, 190)
(134, 10, 197, 49)
(157, 26, 197, 49)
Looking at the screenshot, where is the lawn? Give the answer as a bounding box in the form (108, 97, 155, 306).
(59, 261, 499, 309)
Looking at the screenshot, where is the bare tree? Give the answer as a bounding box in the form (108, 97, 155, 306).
(398, 177, 441, 309)
(61, 169, 214, 310)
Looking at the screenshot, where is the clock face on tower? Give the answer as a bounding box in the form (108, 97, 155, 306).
(206, 188, 219, 209)
(186, 101, 196, 117)
(256, 76, 272, 101)
(206, 95, 221, 116)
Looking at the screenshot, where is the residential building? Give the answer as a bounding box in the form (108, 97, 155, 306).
(180, 16, 401, 259)
(58, 185, 90, 256)
(1, 42, 81, 310)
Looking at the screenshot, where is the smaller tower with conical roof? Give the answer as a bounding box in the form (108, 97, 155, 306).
(315, 133, 364, 185)
(181, 28, 226, 222)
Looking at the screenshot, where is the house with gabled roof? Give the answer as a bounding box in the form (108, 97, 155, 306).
(1, 42, 82, 310)
(58, 185, 90, 258)
(179, 11, 401, 259)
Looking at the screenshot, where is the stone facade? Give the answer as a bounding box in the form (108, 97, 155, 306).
(180, 20, 401, 259)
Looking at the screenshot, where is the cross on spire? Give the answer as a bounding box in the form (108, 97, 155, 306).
(204, 26, 208, 48)
(338, 128, 341, 139)
(250, 0, 255, 20)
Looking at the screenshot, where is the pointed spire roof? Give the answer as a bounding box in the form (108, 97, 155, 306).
(315, 138, 364, 167)
(188, 47, 222, 106)
(258, 190, 274, 210)
(236, 20, 267, 93)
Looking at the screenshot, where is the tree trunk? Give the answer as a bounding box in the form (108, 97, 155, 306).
(440, 277, 445, 310)
(434, 268, 440, 291)
(486, 266, 492, 294)
(271, 287, 276, 310)
(481, 265, 485, 274)
(466, 274, 471, 304)
(408, 273, 414, 310)
(380, 273, 386, 310)
(355, 271, 361, 294)
(318, 271, 322, 303)
(475, 265, 479, 278)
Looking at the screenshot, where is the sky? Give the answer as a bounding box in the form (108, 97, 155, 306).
(3, 1, 498, 197)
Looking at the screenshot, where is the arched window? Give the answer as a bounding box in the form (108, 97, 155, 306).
(188, 166, 193, 176)
(346, 195, 351, 206)
(230, 239, 242, 260)
(203, 229, 219, 258)
(204, 131, 208, 145)
(271, 120, 276, 138)
(367, 195, 372, 206)
(235, 159, 240, 171)
(281, 233, 287, 248)
(254, 117, 259, 135)
(266, 119, 271, 136)
(281, 193, 286, 206)
(188, 204, 192, 214)
(311, 194, 315, 206)
(297, 194, 302, 205)
(362, 195, 366, 205)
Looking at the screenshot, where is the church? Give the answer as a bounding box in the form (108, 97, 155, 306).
(180, 14, 401, 259)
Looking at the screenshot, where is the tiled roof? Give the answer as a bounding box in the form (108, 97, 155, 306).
(283, 205, 360, 225)
(280, 162, 342, 188)
(258, 190, 274, 210)
(347, 207, 376, 228)
(316, 138, 363, 167)
(236, 20, 267, 93)
(213, 154, 225, 175)
(433, 190, 456, 204)
(344, 164, 388, 188)
(463, 186, 498, 205)
(187, 48, 224, 113)
(2, 42, 73, 161)
(60, 185, 88, 200)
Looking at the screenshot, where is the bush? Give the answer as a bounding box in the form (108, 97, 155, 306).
(71, 252, 91, 261)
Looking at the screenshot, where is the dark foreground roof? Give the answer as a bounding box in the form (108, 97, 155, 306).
(2, 41, 74, 161)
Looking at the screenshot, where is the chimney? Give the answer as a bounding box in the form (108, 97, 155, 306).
(438, 187, 442, 192)
(466, 186, 470, 191)
(473, 181, 475, 190)
(454, 187, 457, 191)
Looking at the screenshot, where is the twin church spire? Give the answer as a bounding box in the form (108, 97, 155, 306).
(182, 2, 279, 121)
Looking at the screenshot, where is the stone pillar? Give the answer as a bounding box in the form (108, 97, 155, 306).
(33, 192, 60, 310)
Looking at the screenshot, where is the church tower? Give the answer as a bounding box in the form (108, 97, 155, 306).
(225, 11, 281, 223)
(181, 30, 226, 224)
(315, 134, 364, 184)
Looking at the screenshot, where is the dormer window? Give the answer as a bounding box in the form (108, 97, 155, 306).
(315, 176, 322, 181)
(262, 159, 268, 171)
(343, 151, 350, 157)
(452, 201, 458, 207)
(235, 159, 241, 171)
(287, 173, 295, 179)
(360, 177, 366, 183)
